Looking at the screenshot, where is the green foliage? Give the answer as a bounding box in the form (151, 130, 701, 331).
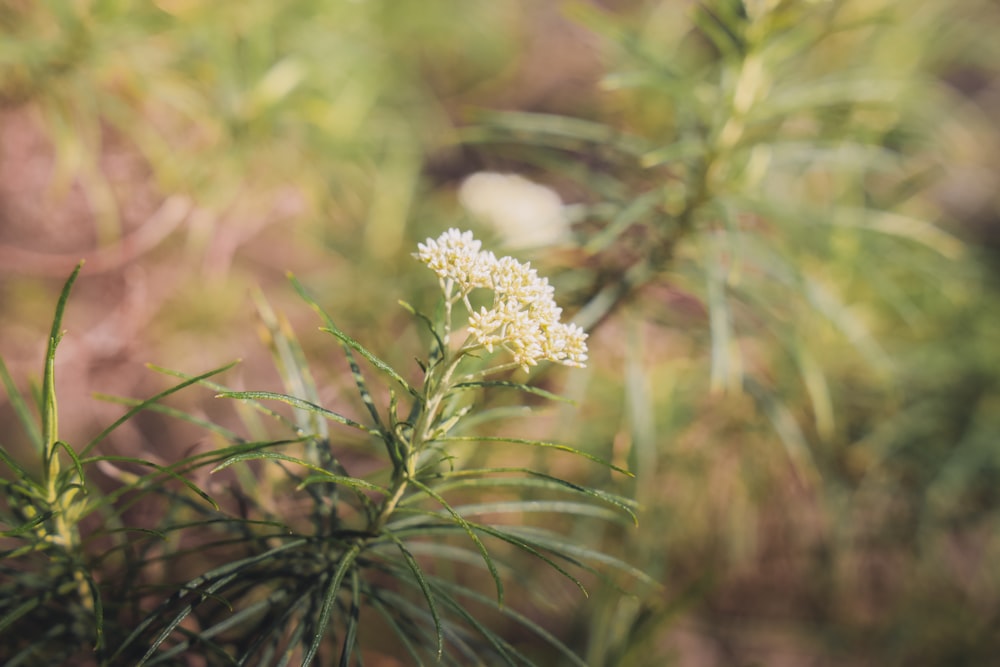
(2, 247, 641, 665)
(3, 0, 1000, 665)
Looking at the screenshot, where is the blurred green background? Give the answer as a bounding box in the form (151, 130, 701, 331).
(2, 0, 1000, 664)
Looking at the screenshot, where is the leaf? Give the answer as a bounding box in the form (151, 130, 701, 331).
(41, 261, 83, 450)
(436, 437, 634, 477)
(253, 288, 330, 441)
(368, 595, 429, 667)
(210, 450, 388, 494)
(146, 364, 296, 432)
(339, 570, 362, 667)
(584, 190, 664, 252)
(93, 393, 245, 441)
(81, 360, 240, 457)
(146, 588, 295, 665)
(745, 378, 821, 489)
(381, 582, 518, 666)
(117, 539, 309, 665)
(467, 522, 589, 597)
(302, 543, 361, 667)
(502, 525, 661, 590)
(50, 439, 86, 489)
(80, 568, 105, 653)
(0, 444, 35, 485)
(0, 510, 54, 538)
(217, 390, 380, 435)
(450, 381, 574, 404)
(83, 455, 219, 512)
(407, 478, 503, 605)
(704, 231, 740, 394)
(430, 500, 626, 523)
(136, 572, 241, 666)
(398, 300, 445, 364)
(0, 596, 40, 635)
(464, 109, 649, 156)
(424, 468, 639, 524)
(288, 273, 419, 398)
(432, 575, 589, 667)
(0, 357, 42, 452)
(383, 530, 443, 660)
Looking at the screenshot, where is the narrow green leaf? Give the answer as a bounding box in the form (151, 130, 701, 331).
(450, 381, 573, 403)
(0, 596, 40, 634)
(82, 438, 308, 519)
(50, 440, 86, 488)
(81, 360, 239, 457)
(0, 445, 35, 484)
(339, 570, 362, 667)
(404, 577, 531, 665)
(210, 451, 387, 494)
(294, 473, 388, 495)
(0, 357, 42, 451)
(288, 273, 419, 398)
(436, 436, 634, 477)
(146, 363, 299, 432)
(398, 300, 445, 361)
(136, 572, 240, 666)
(146, 589, 294, 665)
(468, 522, 588, 597)
(117, 539, 309, 664)
(253, 288, 330, 440)
(84, 454, 219, 511)
(383, 530, 443, 660)
(41, 262, 83, 450)
(218, 390, 380, 435)
(414, 468, 639, 523)
(368, 595, 428, 667)
(466, 109, 649, 155)
(703, 229, 740, 394)
(745, 379, 821, 488)
(584, 189, 664, 252)
(434, 500, 625, 523)
(93, 393, 244, 441)
(433, 576, 590, 667)
(0, 510, 54, 537)
(407, 478, 503, 605)
(503, 525, 661, 589)
(302, 543, 361, 667)
(80, 568, 105, 652)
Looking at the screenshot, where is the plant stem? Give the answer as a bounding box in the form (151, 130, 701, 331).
(369, 349, 464, 534)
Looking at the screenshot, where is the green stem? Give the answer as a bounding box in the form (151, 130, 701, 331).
(369, 347, 465, 534)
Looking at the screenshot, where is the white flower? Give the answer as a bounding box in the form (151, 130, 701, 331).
(415, 228, 496, 292)
(417, 229, 587, 369)
(489, 256, 554, 306)
(542, 322, 588, 367)
(458, 172, 570, 249)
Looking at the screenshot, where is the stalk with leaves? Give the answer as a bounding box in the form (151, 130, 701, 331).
(98, 229, 644, 666)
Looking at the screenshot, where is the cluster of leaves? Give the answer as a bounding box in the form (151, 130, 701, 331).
(1, 259, 646, 665)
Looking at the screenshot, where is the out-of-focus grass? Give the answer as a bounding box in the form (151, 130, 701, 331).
(2, 0, 1000, 664)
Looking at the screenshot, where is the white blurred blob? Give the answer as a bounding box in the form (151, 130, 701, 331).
(458, 172, 570, 249)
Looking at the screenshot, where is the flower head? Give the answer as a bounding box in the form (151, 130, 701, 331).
(417, 229, 588, 370)
(415, 228, 495, 293)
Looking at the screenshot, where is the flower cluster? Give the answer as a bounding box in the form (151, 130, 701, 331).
(416, 229, 588, 371)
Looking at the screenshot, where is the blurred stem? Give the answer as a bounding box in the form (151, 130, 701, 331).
(574, 152, 713, 332)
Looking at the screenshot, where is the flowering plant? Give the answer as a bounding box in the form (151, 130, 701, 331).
(416, 228, 587, 371)
(69, 231, 637, 665)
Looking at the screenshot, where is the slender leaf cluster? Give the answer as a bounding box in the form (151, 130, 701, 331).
(1, 236, 643, 665)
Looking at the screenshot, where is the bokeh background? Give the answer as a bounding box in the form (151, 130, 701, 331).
(2, 0, 1000, 664)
